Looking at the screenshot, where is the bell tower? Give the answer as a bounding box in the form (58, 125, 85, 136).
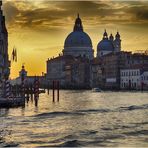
(114, 31, 121, 52)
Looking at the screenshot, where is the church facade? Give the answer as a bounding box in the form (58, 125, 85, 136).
(46, 14, 125, 89)
(0, 1, 10, 82)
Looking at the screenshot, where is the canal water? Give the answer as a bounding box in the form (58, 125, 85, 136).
(0, 91, 148, 147)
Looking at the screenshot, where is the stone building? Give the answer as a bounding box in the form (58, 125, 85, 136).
(11, 65, 45, 87)
(100, 51, 148, 90)
(46, 55, 91, 89)
(65, 56, 91, 89)
(0, 1, 10, 81)
(120, 66, 148, 90)
(90, 58, 103, 88)
(46, 55, 73, 87)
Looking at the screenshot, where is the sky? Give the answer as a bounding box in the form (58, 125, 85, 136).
(2, 0, 148, 78)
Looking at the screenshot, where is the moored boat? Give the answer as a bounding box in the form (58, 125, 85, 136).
(92, 88, 102, 92)
(0, 97, 25, 108)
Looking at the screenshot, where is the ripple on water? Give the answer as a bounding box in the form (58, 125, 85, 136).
(0, 91, 148, 147)
(118, 104, 148, 111)
(34, 111, 85, 118)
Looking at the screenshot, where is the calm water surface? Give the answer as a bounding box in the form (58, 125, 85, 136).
(0, 91, 148, 147)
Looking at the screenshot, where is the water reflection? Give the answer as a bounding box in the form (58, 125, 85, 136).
(0, 91, 148, 147)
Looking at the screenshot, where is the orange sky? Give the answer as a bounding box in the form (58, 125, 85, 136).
(2, 0, 148, 78)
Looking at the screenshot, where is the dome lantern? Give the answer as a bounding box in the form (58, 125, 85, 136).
(73, 13, 83, 32)
(116, 31, 120, 39)
(103, 29, 108, 39)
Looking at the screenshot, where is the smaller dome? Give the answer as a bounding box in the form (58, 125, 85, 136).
(97, 39, 114, 51)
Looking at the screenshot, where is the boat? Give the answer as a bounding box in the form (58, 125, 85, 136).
(39, 89, 46, 94)
(0, 97, 25, 108)
(92, 88, 102, 92)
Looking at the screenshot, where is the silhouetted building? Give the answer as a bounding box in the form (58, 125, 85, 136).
(90, 58, 103, 88)
(46, 55, 91, 89)
(0, 1, 10, 81)
(46, 14, 148, 90)
(63, 14, 94, 60)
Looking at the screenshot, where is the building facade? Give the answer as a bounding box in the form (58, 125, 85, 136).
(0, 1, 10, 81)
(46, 14, 148, 90)
(120, 69, 141, 90)
(46, 55, 91, 89)
(95, 51, 148, 90)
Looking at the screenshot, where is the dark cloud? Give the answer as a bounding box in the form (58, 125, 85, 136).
(127, 5, 148, 20)
(3, 1, 148, 31)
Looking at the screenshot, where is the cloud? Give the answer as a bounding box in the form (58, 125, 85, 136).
(3, 0, 148, 31)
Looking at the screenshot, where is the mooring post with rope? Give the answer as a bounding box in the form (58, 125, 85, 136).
(34, 76, 39, 106)
(5, 79, 10, 99)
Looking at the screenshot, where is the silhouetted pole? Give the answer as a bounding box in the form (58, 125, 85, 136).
(141, 81, 144, 92)
(26, 84, 30, 103)
(52, 81, 55, 102)
(34, 77, 39, 106)
(57, 81, 60, 102)
(47, 82, 50, 95)
(30, 84, 33, 101)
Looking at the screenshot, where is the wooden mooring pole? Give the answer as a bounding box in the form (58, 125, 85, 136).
(34, 77, 39, 107)
(52, 80, 60, 102)
(57, 81, 60, 102)
(52, 81, 55, 102)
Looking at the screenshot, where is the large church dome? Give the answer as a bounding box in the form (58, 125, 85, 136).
(64, 31, 92, 48)
(63, 14, 94, 60)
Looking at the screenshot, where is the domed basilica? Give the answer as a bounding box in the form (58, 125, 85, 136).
(62, 14, 121, 59)
(63, 14, 94, 60)
(46, 14, 123, 88)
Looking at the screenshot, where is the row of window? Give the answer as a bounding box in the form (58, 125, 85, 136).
(121, 76, 148, 81)
(141, 76, 148, 81)
(121, 70, 140, 76)
(121, 79, 139, 82)
(121, 83, 137, 88)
